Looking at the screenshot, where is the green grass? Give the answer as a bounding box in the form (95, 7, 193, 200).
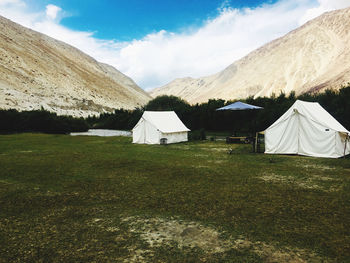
(0, 133, 349, 262)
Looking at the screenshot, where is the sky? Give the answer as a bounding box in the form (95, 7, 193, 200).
(0, 0, 350, 90)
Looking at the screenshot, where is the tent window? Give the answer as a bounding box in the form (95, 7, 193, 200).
(325, 129, 329, 131)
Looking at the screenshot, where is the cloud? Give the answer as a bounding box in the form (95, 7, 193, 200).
(45, 4, 61, 20)
(0, 0, 25, 6)
(111, 0, 316, 89)
(0, 0, 349, 90)
(299, 0, 350, 24)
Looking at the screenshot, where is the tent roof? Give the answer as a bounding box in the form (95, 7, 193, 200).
(216, 101, 263, 111)
(137, 111, 190, 133)
(267, 100, 349, 134)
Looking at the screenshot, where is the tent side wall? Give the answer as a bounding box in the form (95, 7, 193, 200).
(160, 132, 188, 144)
(132, 119, 145, 144)
(265, 113, 298, 154)
(144, 120, 161, 144)
(298, 115, 339, 158)
(133, 119, 161, 144)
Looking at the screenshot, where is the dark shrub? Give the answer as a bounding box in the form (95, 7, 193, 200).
(188, 129, 206, 141)
(0, 109, 89, 134)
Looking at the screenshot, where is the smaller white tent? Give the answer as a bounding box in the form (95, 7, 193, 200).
(132, 111, 190, 144)
(265, 100, 350, 158)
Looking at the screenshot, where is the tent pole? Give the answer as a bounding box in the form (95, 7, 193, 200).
(344, 135, 349, 158)
(255, 132, 258, 153)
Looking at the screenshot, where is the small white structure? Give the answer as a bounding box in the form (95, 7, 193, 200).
(265, 100, 350, 158)
(132, 111, 190, 144)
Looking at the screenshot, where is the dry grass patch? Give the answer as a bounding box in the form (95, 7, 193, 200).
(191, 165, 210, 169)
(295, 163, 336, 171)
(123, 216, 226, 253)
(205, 147, 228, 152)
(199, 145, 229, 152)
(232, 238, 324, 263)
(120, 216, 324, 262)
(259, 172, 341, 192)
(208, 160, 226, 164)
(193, 153, 209, 157)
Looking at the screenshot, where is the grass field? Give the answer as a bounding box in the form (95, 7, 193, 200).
(0, 134, 350, 262)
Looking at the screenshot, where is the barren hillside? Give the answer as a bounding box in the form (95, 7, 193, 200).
(151, 7, 350, 103)
(0, 16, 151, 117)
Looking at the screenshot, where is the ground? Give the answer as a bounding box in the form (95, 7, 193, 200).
(0, 134, 349, 262)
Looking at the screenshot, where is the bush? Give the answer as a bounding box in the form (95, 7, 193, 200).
(0, 109, 89, 134)
(188, 129, 206, 141)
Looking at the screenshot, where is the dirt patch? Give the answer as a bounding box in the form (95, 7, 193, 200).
(296, 163, 336, 171)
(106, 226, 119, 232)
(259, 172, 341, 192)
(120, 216, 324, 262)
(123, 216, 226, 253)
(310, 174, 339, 181)
(233, 238, 323, 263)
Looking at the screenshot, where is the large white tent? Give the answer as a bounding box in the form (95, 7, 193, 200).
(265, 100, 350, 158)
(132, 111, 190, 144)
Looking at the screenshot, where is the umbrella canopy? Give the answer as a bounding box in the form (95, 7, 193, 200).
(216, 101, 263, 111)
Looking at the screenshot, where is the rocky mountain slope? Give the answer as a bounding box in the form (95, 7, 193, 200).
(0, 16, 151, 117)
(150, 7, 350, 104)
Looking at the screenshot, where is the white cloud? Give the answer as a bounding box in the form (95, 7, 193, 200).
(0, 0, 40, 28)
(0, 0, 25, 6)
(0, 0, 349, 90)
(45, 4, 61, 20)
(111, 0, 315, 89)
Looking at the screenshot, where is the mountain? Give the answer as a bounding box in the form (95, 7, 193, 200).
(0, 16, 151, 117)
(150, 7, 350, 104)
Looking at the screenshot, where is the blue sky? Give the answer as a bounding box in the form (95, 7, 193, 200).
(24, 0, 278, 40)
(1, 0, 350, 89)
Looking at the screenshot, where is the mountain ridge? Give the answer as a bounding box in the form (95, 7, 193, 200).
(0, 15, 151, 117)
(150, 7, 350, 103)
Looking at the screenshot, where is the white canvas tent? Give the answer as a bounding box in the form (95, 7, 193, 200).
(265, 100, 350, 158)
(132, 111, 190, 144)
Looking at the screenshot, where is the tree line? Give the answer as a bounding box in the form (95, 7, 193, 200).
(0, 109, 89, 134)
(90, 85, 350, 135)
(1, 85, 349, 135)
